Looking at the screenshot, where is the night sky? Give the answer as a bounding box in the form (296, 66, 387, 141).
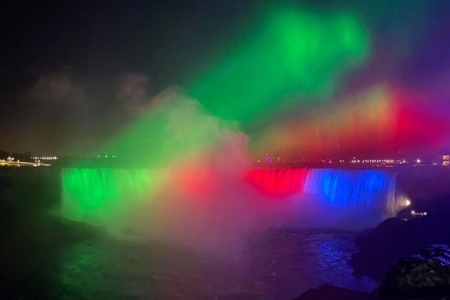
(1, 0, 450, 155)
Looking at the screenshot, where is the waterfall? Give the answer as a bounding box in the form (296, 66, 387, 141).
(61, 168, 163, 232)
(246, 168, 406, 217)
(245, 168, 309, 195)
(61, 167, 409, 234)
(303, 169, 398, 216)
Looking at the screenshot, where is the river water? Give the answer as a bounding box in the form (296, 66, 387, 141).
(51, 228, 377, 300)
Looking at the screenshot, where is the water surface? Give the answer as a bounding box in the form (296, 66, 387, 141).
(52, 228, 377, 300)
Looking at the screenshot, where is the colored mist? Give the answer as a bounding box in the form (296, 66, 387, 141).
(59, 5, 424, 263)
(252, 86, 450, 159)
(189, 5, 368, 125)
(102, 6, 369, 161)
(103, 89, 244, 168)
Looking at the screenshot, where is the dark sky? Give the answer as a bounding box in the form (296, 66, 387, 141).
(1, 0, 450, 155)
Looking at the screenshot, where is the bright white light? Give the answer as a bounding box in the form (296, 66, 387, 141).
(405, 200, 411, 206)
(416, 159, 421, 163)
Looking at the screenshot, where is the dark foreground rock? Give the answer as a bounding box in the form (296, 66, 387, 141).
(293, 284, 376, 300)
(218, 293, 263, 300)
(351, 213, 450, 281)
(379, 244, 450, 299)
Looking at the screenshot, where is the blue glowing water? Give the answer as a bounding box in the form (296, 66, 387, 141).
(303, 169, 398, 215)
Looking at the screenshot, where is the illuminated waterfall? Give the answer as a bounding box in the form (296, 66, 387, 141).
(303, 169, 398, 216)
(246, 168, 406, 217)
(61, 167, 408, 233)
(61, 168, 163, 232)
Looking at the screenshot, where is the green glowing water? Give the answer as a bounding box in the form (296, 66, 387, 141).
(61, 168, 162, 231)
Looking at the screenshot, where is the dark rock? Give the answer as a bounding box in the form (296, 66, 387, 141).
(293, 284, 376, 300)
(350, 212, 450, 281)
(379, 244, 450, 299)
(218, 293, 262, 300)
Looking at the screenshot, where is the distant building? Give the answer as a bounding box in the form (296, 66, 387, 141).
(443, 155, 450, 166)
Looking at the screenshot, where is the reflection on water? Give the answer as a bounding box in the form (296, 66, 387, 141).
(52, 228, 377, 300)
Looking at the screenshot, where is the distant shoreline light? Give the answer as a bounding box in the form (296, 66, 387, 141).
(31, 156, 58, 160)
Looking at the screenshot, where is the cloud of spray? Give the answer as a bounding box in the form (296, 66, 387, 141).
(31, 71, 85, 105)
(189, 5, 368, 126)
(62, 89, 271, 260)
(251, 86, 450, 159)
(63, 88, 400, 266)
(4, 70, 89, 154)
(60, 6, 408, 263)
(116, 73, 153, 115)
